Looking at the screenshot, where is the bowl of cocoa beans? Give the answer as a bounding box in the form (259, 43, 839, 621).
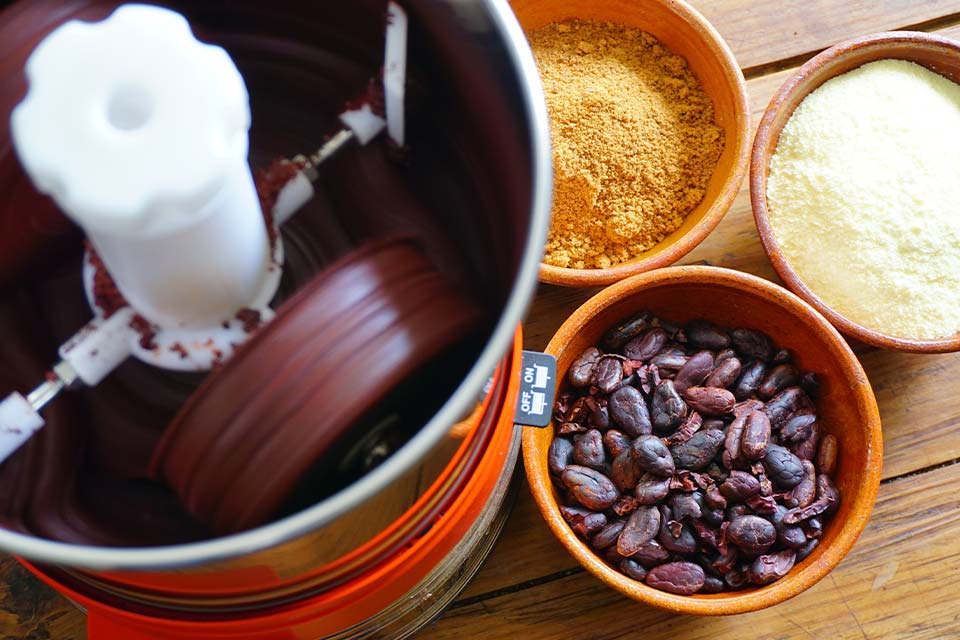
(522, 265, 882, 614)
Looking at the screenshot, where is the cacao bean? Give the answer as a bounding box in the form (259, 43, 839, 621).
(569, 347, 601, 387)
(561, 465, 619, 511)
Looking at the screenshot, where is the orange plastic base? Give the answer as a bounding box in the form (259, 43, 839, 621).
(22, 328, 523, 640)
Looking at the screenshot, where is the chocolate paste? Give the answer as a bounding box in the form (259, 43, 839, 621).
(0, 0, 531, 545)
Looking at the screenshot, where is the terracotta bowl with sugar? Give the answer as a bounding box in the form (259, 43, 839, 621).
(751, 31, 960, 353)
(522, 266, 882, 615)
(511, 0, 750, 287)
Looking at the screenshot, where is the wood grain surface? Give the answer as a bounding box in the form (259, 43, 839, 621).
(4, 1, 960, 638)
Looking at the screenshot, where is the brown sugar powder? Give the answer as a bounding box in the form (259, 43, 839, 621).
(529, 21, 723, 269)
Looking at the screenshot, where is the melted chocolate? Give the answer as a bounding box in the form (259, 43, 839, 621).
(0, 0, 531, 545)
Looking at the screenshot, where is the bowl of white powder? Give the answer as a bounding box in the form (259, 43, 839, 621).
(751, 31, 960, 352)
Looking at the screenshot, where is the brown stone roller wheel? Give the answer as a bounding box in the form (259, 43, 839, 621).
(150, 237, 485, 534)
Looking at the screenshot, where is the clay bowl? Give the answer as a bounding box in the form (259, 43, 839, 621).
(511, 0, 750, 287)
(522, 266, 882, 615)
(751, 31, 960, 352)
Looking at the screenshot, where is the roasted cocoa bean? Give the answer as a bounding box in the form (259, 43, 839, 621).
(548, 437, 574, 476)
(701, 574, 726, 593)
(631, 435, 676, 477)
(752, 461, 773, 497)
(561, 465, 619, 511)
(664, 411, 703, 446)
(719, 470, 760, 502)
(608, 385, 652, 437)
(586, 397, 610, 430)
(671, 429, 724, 471)
(782, 413, 816, 443)
(611, 449, 643, 493)
(612, 495, 641, 517)
(602, 430, 631, 459)
(658, 508, 698, 553)
(633, 540, 671, 568)
(565, 396, 591, 424)
(703, 418, 725, 431)
(560, 506, 607, 539)
(800, 371, 820, 398)
(764, 386, 811, 430)
(619, 558, 649, 581)
(730, 328, 773, 362)
(803, 517, 823, 539)
(573, 429, 606, 470)
(703, 507, 725, 527)
(674, 351, 715, 394)
(791, 420, 820, 461)
(601, 311, 653, 350)
(684, 386, 736, 416)
(816, 433, 839, 475)
(634, 473, 672, 504)
(716, 348, 738, 363)
(557, 422, 587, 435)
(723, 411, 748, 469)
(651, 380, 687, 433)
(763, 444, 805, 489)
(705, 356, 742, 389)
(727, 515, 777, 555)
(592, 356, 624, 394)
(772, 348, 791, 364)
(724, 569, 748, 589)
(569, 347, 601, 387)
(741, 410, 772, 460)
(618, 506, 661, 557)
(734, 398, 765, 417)
(816, 473, 840, 515)
(624, 327, 668, 361)
(705, 484, 728, 509)
(784, 460, 816, 508)
(758, 364, 800, 400)
(734, 360, 767, 400)
(796, 538, 819, 561)
(670, 492, 704, 521)
(646, 562, 705, 595)
(650, 352, 689, 373)
(748, 550, 796, 585)
(590, 520, 626, 550)
(686, 319, 731, 350)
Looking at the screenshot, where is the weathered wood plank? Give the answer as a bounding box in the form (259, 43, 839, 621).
(692, 0, 960, 71)
(424, 462, 960, 640)
(0, 558, 87, 640)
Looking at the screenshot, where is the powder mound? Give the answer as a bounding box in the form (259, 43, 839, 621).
(529, 20, 724, 269)
(767, 59, 960, 340)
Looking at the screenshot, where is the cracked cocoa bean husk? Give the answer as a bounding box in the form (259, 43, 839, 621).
(550, 311, 840, 593)
(646, 561, 705, 595)
(561, 465, 619, 511)
(569, 347, 601, 387)
(748, 550, 796, 585)
(609, 385, 652, 437)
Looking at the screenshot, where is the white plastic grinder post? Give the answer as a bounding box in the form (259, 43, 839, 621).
(10, 3, 270, 330)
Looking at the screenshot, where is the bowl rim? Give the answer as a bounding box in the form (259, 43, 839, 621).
(750, 30, 960, 353)
(522, 265, 883, 615)
(535, 0, 751, 288)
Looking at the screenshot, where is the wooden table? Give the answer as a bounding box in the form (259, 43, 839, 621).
(5, 1, 960, 638)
